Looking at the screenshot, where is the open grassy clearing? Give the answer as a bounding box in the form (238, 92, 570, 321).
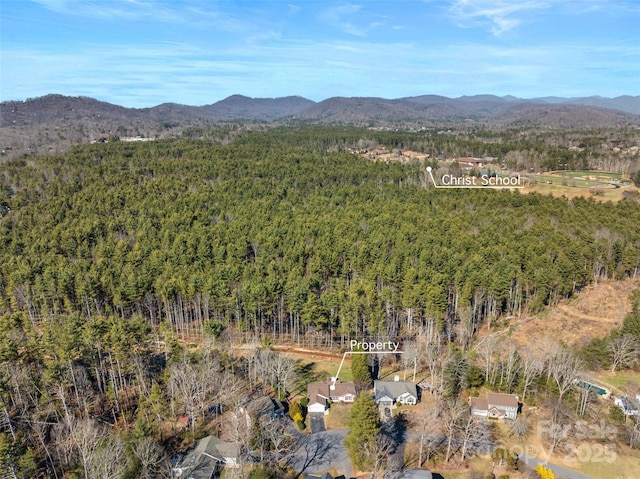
(549, 170, 623, 179)
(518, 170, 638, 202)
(525, 181, 633, 201)
(573, 451, 640, 479)
(593, 370, 640, 393)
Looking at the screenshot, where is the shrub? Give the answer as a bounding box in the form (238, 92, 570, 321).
(609, 405, 626, 424)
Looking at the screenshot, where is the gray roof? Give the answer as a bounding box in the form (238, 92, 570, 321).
(398, 470, 433, 479)
(374, 380, 418, 401)
(304, 474, 345, 479)
(244, 396, 284, 417)
(176, 436, 240, 479)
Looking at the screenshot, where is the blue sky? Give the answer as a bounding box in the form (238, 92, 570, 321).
(1, 0, 639, 107)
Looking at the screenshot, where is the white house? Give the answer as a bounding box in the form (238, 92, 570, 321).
(307, 380, 356, 414)
(614, 396, 639, 416)
(374, 377, 419, 406)
(470, 392, 519, 420)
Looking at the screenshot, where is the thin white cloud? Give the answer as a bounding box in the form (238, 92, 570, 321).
(319, 3, 389, 37)
(450, 0, 549, 35)
(4, 1, 639, 105)
(3, 35, 638, 105)
(32, 0, 184, 22)
(320, 3, 366, 36)
(30, 0, 264, 32)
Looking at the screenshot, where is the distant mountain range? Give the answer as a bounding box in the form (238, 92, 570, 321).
(2, 93, 640, 128)
(1, 93, 639, 160)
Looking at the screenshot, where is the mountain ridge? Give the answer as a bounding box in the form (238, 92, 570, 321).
(2, 93, 639, 160)
(3, 93, 640, 126)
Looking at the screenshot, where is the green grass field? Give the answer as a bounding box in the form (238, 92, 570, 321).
(549, 170, 622, 180)
(593, 370, 640, 392)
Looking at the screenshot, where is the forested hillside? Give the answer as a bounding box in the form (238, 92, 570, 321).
(2, 127, 640, 345)
(2, 126, 640, 477)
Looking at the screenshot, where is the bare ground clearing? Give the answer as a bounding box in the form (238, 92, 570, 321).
(509, 278, 639, 349)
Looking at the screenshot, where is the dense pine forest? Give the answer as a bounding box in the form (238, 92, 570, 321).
(1, 126, 640, 477)
(2, 127, 639, 342)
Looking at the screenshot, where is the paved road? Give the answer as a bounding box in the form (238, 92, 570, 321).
(291, 429, 352, 478)
(290, 423, 593, 479)
(521, 455, 594, 479)
(309, 413, 326, 434)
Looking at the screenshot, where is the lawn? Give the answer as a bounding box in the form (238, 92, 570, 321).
(524, 181, 634, 202)
(548, 170, 622, 180)
(324, 402, 351, 429)
(593, 370, 640, 392)
(575, 452, 640, 479)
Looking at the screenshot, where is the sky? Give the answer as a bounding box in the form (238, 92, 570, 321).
(1, 0, 639, 107)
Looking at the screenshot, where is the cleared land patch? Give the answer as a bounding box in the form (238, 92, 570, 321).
(523, 170, 638, 202)
(510, 277, 639, 349)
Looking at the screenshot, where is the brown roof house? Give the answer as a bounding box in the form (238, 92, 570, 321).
(307, 379, 356, 414)
(470, 392, 519, 420)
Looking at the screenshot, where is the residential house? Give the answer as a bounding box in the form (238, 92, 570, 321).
(173, 435, 241, 479)
(614, 396, 639, 416)
(304, 473, 345, 479)
(470, 392, 519, 420)
(374, 377, 419, 406)
(239, 396, 284, 428)
(397, 470, 434, 479)
(307, 379, 356, 414)
(307, 382, 330, 414)
(455, 157, 495, 170)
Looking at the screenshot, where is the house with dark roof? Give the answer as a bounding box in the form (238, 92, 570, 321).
(374, 377, 419, 406)
(397, 470, 434, 479)
(470, 392, 519, 420)
(614, 396, 639, 416)
(304, 473, 345, 479)
(307, 379, 356, 414)
(173, 435, 241, 479)
(239, 396, 284, 427)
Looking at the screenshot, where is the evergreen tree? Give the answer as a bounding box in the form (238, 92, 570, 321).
(344, 394, 380, 472)
(351, 346, 373, 391)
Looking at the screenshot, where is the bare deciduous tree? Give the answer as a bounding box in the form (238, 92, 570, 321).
(401, 341, 420, 381)
(167, 353, 224, 436)
(74, 420, 101, 479)
(416, 407, 442, 467)
(546, 345, 583, 418)
(629, 418, 640, 449)
(459, 411, 485, 462)
(608, 334, 640, 372)
(520, 347, 543, 402)
(443, 398, 467, 462)
(498, 345, 521, 393)
(131, 437, 166, 479)
(87, 436, 129, 479)
(509, 415, 532, 443)
(473, 334, 499, 385)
